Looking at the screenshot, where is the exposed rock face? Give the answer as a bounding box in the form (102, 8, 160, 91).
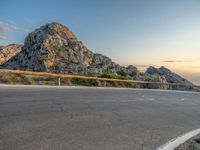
(144, 66, 193, 84)
(0, 22, 195, 90)
(0, 44, 22, 65)
(143, 66, 194, 89)
(158, 66, 192, 84)
(1, 22, 127, 75)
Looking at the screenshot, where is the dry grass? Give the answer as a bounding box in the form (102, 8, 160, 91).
(0, 69, 146, 83)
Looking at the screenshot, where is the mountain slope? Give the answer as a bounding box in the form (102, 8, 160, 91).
(0, 22, 195, 90)
(0, 44, 22, 65)
(1, 22, 138, 76)
(145, 66, 193, 84)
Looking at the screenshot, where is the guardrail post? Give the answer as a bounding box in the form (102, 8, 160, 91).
(58, 77, 61, 86)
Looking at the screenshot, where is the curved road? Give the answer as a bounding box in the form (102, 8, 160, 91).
(0, 85, 200, 150)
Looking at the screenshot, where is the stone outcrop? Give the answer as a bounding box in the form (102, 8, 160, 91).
(143, 66, 194, 89)
(0, 44, 22, 65)
(144, 66, 193, 84)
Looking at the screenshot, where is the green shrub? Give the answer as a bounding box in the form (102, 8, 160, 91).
(144, 78, 151, 81)
(100, 73, 118, 79)
(0, 73, 135, 89)
(71, 78, 101, 86)
(23, 77, 35, 85)
(117, 75, 131, 80)
(100, 72, 131, 80)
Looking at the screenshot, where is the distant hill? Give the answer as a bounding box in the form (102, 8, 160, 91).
(0, 22, 195, 90)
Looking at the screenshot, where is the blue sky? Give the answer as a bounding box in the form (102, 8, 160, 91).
(0, 0, 200, 84)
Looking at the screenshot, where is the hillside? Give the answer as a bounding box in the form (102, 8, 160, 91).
(0, 44, 22, 65)
(0, 22, 195, 90)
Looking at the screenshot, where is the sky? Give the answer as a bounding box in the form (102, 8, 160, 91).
(0, 0, 200, 84)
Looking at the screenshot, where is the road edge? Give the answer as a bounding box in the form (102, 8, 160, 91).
(157, 128, 200, 150)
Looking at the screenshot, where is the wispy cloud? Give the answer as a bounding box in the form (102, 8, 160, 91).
(0, 21, 13, 39)
(134, 64, 159, 67)
(134, 64, 150, 67)
(23, 28, 33, 34)
(0, 21, 33, 41)
(0, 35, 7, 39)
(162, 60, 192, 63)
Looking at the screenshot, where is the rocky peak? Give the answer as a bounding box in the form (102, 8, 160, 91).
(145, 66, 161, 75)
(47, 22, 76, 38)
(144, 66, 193, 85)
(26, 22, 77, 42)
(23, 22, 77, 51)
(1, 22, 119, 74)
(159, 66, 170, 72)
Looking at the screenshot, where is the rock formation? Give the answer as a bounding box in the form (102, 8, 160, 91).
(0, 22, 195, 90)
(1, 23, 128, 75)
(0, 44, 22, 65)
(143, 66, 194, 89)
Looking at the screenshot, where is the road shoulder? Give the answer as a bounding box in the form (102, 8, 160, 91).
(175, 134, 200, 150)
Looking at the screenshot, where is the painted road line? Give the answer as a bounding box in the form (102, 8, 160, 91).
(157, 128, 200, 150)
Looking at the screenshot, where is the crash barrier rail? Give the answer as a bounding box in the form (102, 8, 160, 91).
(0, 69, 199, 90)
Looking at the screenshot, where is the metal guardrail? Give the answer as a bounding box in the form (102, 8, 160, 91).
(0, 69, 199, 89)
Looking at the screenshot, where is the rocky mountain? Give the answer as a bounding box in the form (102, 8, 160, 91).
(142, 66, 194, 89)
(145, 66, 192, 84)
(0, 44, 22, 65)
(0, 22, 195, 90)
(1, 22, 138, 76)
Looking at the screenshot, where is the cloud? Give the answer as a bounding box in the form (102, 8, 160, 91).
(134, 64, 150, 67)
(23, 29, 33, 34)
(0, 21, 13, 39)
(162, 60, 192, 63)
(0, 21, 33, 40)
(134, 64, 159, 67)
(0, 35, 7, 39)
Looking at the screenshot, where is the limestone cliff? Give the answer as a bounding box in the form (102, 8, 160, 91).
(0, 22, 195, 90)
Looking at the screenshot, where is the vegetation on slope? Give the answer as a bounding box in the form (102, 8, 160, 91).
(0, 73, 135, 88)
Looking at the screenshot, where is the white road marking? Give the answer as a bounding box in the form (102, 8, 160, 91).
(157, 128, 200, 150)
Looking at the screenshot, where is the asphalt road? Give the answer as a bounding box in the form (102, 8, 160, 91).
(0, 85, 200, 150)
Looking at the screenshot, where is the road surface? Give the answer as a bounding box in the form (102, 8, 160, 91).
(0, 85, 200, 150)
